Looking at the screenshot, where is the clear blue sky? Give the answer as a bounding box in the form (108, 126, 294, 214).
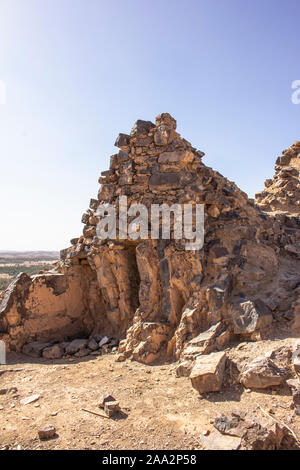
(0, 0, 299, 250)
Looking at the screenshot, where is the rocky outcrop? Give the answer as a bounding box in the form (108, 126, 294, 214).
(256, 141, 300, 217)
(0, 113, 299, 362)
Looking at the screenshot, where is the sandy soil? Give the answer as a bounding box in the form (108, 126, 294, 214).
(0, 337, 299, 451)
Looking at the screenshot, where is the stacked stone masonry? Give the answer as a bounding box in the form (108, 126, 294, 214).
(0, 114, 299, 365)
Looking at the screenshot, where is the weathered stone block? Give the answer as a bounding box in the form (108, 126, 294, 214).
(190, 351, 227, 393)
(130, 120, 155, 135)
(115, 133, 130, 149)
(149, 173, 181, 189)
(158, 150, 194, 165)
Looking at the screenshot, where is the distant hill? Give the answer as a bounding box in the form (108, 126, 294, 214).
(0, 251, 59, 262)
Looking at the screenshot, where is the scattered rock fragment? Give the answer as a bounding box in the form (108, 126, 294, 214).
(98, 393, 116, 409)
(116, 353, 126, 362)
(0, 387, 17, 395)
(38, 425, 56, 440)
(175, 360, 193, 377)
(183, 322, 227, 359)
(20, 394, 40, 405)
(104, 400, 120, 418)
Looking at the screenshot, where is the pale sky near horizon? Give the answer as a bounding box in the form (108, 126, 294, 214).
(0, 0, 299, 251)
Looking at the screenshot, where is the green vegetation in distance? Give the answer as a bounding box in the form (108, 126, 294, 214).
(0, 264, 54, 292)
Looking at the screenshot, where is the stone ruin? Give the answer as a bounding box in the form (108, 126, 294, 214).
(0, 113, 299, 366)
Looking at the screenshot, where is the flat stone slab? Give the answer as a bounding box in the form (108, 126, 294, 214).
(199, 430, 241, 450)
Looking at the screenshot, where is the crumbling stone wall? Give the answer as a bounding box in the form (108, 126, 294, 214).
(0, 114, 299, 361)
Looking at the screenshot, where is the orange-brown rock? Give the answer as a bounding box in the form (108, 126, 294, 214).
(0, 113, 299, 364)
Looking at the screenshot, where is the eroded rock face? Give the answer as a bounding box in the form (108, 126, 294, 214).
(0, 268, 95, 351)
(0, 113, 299, 361)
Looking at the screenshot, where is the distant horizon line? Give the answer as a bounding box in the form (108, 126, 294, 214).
(0, 250, 60, 253)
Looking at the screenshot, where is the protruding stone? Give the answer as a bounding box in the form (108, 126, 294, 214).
(130, 120, 155, 136)
(115, 133, 130, 149)
(149, 173, 181, 190)
(158, 150, 194, 165)
(89, 198, 98, 210)
(20, 394, 40, 405)
(155, 113, 177, 129)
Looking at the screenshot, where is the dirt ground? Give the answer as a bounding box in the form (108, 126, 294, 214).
(0, 336, 300, 450)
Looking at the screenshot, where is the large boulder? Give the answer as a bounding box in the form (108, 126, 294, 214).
(240, 356, 286, 389)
